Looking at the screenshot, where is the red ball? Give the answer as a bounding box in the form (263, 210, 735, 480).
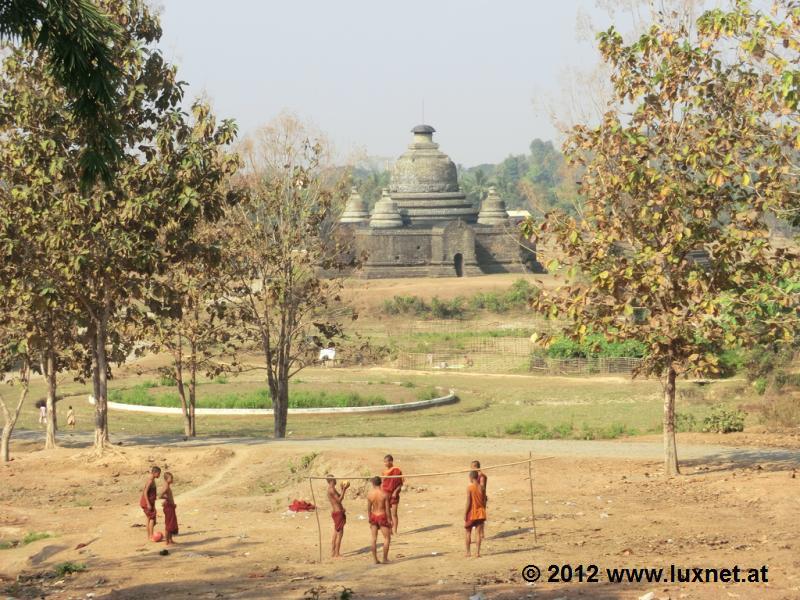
(151, 531, 163, 542)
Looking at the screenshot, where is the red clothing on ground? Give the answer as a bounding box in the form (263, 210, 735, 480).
(331, 510, 346, 532)
(163, 501, 179, 535)
(369, 512, 391, 528)
(140, 483, 157, 522)
(288, 499, 316, 512)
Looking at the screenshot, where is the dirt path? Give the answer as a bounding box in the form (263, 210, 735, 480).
(14, 430, 800, 464)
(2, 436, 798, 600)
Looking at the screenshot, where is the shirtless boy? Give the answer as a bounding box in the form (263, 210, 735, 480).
(139, 466, 161, 541)
(367, 476, 392, 564)
(160, 472, 179, 545)
(464, 470, 487, 557)
(326, 475, 350, 558)
(381, 454, 403, 534)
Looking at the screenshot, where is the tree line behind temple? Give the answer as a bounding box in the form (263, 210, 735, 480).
(351, 138, 582, 216)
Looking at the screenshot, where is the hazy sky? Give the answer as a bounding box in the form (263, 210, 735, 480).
(158, 1, 619, 166)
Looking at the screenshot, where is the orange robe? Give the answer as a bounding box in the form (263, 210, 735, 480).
(381, 467, 403, 505)
(331, 510, 346, 532)
(465, 482, 487, 529)
(140, 483, 157, 522)
(163, 501, 179, 535)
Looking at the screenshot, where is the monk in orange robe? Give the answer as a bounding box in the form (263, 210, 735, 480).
(464, 470, 487, 557)
(381, 454, 403, 534)
(160, 471, 179, 545)
(326, 474, 350, 558)
(471, 460, 488, 504)
(139, 466, 161, 541)
(367, 476, 392, 563)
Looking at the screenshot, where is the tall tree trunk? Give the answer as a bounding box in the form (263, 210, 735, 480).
(44, 348, 58, 449)
(272, 378, 288, 439)
(174, 337, 192, 438)
(663, 365, 680, 477)
(93, 309, 110, 451)
(1, 362, 31, 462)
(188, 337, 197, 437)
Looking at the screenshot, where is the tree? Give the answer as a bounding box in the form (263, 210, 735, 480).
(0, 0, 123, 187)
(220, 114, 359, 438)
(0, 0, 239, 453)
(147, 225, 236, 437)
(525, 0, 797, 477)
(0, 327, 32, 463)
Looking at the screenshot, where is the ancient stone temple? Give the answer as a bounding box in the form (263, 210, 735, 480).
(340, 125, 536, 278)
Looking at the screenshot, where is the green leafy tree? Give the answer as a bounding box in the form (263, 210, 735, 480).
(0, 0, 123, 187)
(146, 225, 238, 437)
(0, 327, 32, 463)
(526, 0, 798, 477)
(0, 0, 239, 453)
(352, 167, 390, 210)
(220, 114, 359, 438)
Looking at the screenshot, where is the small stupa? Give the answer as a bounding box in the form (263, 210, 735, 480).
(477, 186, 509, 225)
(340, 187, 370, 224)
(369, 189, 403, 228)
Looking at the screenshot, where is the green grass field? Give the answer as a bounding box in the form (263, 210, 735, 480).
(9, 365, 753, 441)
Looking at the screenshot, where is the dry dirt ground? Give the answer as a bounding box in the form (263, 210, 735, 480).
(1, 436, 798, 600)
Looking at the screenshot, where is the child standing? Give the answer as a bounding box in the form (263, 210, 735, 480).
(139, 466, 161, 541)
(326, 474, 350, 558)
(160, 472, 179, 545)
(66, 406, 76, 429)
(464, 470, 487, 558)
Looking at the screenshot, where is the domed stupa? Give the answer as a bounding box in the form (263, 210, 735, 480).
(389, 125, 478, 225)
(340, 187, 370, 224)
(339, 124, 537, 278)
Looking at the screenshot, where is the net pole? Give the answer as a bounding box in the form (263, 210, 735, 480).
(528, 451, 537, 543)
(309, 477, 323, 562)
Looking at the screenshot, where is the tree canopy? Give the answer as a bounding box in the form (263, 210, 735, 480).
(0, 0, 123, 187)
(525, 0, 799, 477)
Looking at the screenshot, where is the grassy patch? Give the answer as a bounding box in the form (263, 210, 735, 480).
(416, 387, 441, 401)
(22, 532, 52, 545)
(109, 385, 388, 409)
(505, 420, 638, 440)
(1, 532, 54, 550)
(420, 430, 437, 437)
(54, 562, 86, 576)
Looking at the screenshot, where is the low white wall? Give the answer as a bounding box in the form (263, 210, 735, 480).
(88, 390, 457, 416)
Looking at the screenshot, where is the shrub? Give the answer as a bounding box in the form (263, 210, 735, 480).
(54, 562, 86, 576)
(109, 387, 388, 409)
(676, 413, 699, 432)
(702, 405, 745, 433)
(505, 421, 553, 439)
(717, 349, 744, 378)
(580, 422, 637, 440)
(543, 334, 647, 359)
(22, 532, 51, 545)
(420, 430, 437, 437)
(416, 387, 440, 401)
(383, 295, 429, 316)
(429, 296, 466, 319)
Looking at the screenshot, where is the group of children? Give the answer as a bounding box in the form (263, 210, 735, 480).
(36, 404, 76, 428)
(137, 454, 488, 561)
(139, 466, 179, 545)
(326, 455, 488, 563)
